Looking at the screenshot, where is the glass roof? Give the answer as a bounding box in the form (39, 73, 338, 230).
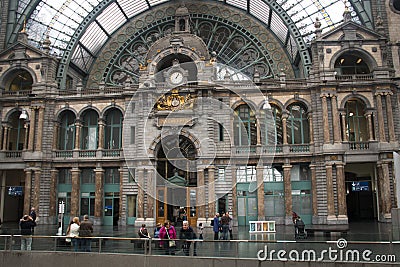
(11, 0, 372, 79)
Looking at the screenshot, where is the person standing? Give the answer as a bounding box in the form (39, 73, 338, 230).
(212, 213, 220, 240)
(79, 215, 93, 252)
(66, 217, 80, 251)
(179, 221, 197, 256)
(29, 207, 37, 234)
(220, 213, 230, 240)
(227, 211, 233, 239)
(158, 220, 177, 255)
(197, 222, 204, 240)
(19, 215, 36, 250)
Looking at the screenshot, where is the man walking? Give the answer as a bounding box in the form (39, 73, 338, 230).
(79, 215, 93, 252)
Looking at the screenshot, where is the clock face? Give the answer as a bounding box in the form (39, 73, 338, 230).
(169, 71, 184, 84)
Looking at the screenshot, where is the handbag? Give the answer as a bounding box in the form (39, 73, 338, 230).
(166, 229, 176, 247)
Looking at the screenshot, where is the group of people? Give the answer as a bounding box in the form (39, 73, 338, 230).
(212, 211, 233, 240)
(65, 214, 94, 251)
(138, 220, 202, 256)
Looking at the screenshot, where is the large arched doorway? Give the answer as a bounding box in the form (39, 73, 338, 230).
(155, 135, 198, 226)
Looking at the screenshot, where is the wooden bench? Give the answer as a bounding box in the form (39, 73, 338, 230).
(305, 225, 349, 236)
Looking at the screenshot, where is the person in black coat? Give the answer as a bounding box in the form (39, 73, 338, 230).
(19, 215, 36, 250)
(179, 220, 197, 256)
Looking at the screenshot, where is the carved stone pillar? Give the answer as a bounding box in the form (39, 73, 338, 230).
(2, 125, 9, 151)
(310, 164, 317, 217)
(283, 164, 292, 224)
(197, 168, 205, 218)
(366, 112, 374, 141)
(32, 169, 41, 214)
(340, 111, 348, 142)
(52, 120, 59, 149)
(23, 169, 33, 215)
(307, 112, 314, 144)
(331, 95, 341, 143)
(35, 107, 45, 151)
(98, 118, 105, 149)
(207, 166, 216, 218)
(256, 164, 265, 220)
(137, 168, 144, 218)
(336, 163, 347, 220)
(49, 169, 58, 217)
(377, 162, 392, 220)
(146, 168, 155, 220)
(28, 108, 36, 151)
(70, 168, 81, 217)
(326, 164, 335, 221)
(375, 93, 386, 142)
(94, 167, 104, 218)
(321, 94, 330, 143)
(24, 121, 29, 150)
(385, 93, 396, 142)
(282, 113, 288, 145)
(74, 120, 82, 150)
(118, 167, 124, 224)
(231, 165, 237, 218)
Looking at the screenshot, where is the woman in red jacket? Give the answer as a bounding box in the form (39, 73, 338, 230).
(158, 220, 177, 255)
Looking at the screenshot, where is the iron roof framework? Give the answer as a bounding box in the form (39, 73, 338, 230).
(8, 0, 373, 87)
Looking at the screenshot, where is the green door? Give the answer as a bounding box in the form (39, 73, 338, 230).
(237, 191, 258, 225)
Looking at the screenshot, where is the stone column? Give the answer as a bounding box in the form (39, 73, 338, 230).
(23, 169, 33, 215)
(321, 94, 330, 143)
(310, 164, 317, 218)
(24, 121, 29, 150)
(375, 93, 386, 142)
(35, 107, 45, 151)
(137, 168, 144, 219)
(207, 166, 216, 218)
(49, 169, 58, 218)
(366, 112, 374, 141)
(70, 168, 81, 217)
(2, 125, 9, 151)
(74, 120, 82, 150)
(197, 168, 206, 218)
(52, 121, 59, 150)
(32, 169, 41, 214)
(256, 164, 265, 220)
(326, 164, 336, 222)
(231, 165, 237, 218)
(336, 163, 347, 222)
(385, 93, 396, 142)
(340, 111, 348, 142)
(283, 164, 292, 224)
(331, 95, 341, 143)
(256, 112, 261, 145)
(28, 108, 36, 151)
(94, 167, 104, 219)
(282, 113, 288, 145)
(378, 162, 392, 221)
(98, 118, 105, 149)
(118, 167, 124, 225)
(146, 168, 155, 225)
(307, 112, 314, 144)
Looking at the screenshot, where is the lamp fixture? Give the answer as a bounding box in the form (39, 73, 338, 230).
(19, 109, 28, 120)
(262, 97, 271, 110)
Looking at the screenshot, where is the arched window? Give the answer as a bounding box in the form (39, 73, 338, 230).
(345, 99, 368, 142)
(58, 111, 76, 150)
(81, 110, 98, 150)
(334, 53, 370, 75)
(261, 105, 282, 145)
(287, 103, 309, 144)
(105, 109, 123, 149)
(234, 104, 257, 146)
(8, 111, 27, 150)
(8, 70, 33, 91)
